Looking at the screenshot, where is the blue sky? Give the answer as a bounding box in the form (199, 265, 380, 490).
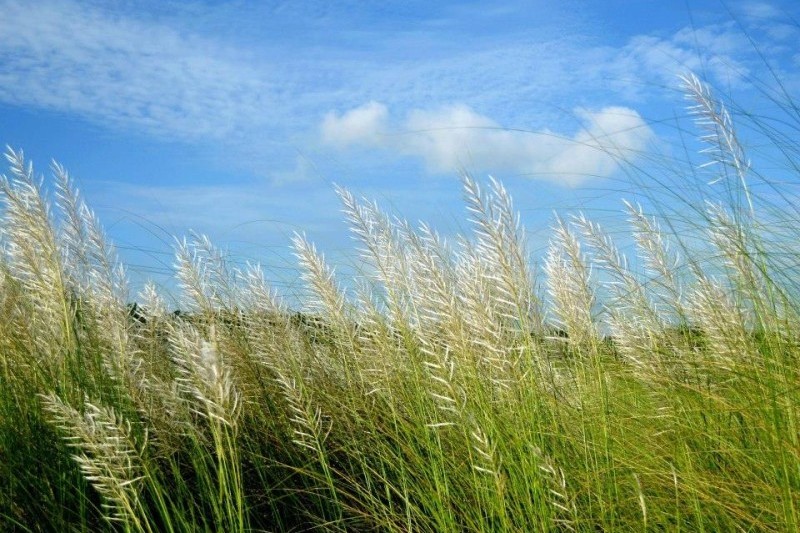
(1, 0, 798, 299)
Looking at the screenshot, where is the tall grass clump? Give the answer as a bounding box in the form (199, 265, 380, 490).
(0, 69, 799, 531)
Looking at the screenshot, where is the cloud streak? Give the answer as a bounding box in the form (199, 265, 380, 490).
(0, 0, 274, 142)
(321, 103, 654, 186)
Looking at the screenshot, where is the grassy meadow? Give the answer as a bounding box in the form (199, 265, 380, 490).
(1, 73, 799, 531)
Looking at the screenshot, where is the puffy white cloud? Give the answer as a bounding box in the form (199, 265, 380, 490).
(320, 103, 654, 187)
(544, 107, 654, 181)
(320, 101, 388, 147)
(400, 104, 501, 170)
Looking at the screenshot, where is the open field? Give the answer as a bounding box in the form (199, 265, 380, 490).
(1, 73, 799, 531)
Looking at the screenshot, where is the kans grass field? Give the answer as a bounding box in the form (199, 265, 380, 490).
(2, 1, 800, 531)
(1, 69, 799, 531)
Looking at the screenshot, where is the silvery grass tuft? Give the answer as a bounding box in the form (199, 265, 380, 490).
(1, 68, 799, 531)
(42, 394, 147, 531)
(680, 72, 753, 217)
(544, 216, 597, 352)
(1, 149, 75, 369)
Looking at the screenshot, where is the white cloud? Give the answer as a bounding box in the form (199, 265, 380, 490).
(401, 105, 498, 170)
(737, 2, 800, 44)
(0, 0, 273, 142)
(321, 102, 388, 147)
(320, 103, 654, 187)
(0, 0, 793, 188)
(740, 2, 784, 20)
(547, 107, 653, 180)
(0, 0, 763, 148)
(613, 26, 751, 91)
(272, 155, 323, 185)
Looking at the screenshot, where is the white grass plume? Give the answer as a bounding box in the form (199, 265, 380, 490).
(275, 371, 329, 454)
(169, 325, 240, 427)
(292, 232, 354, 341)
(688, 273, 752, 364)
(705, 201, 765, 303)
(53, 160, 132, 383)
(455, 246, 513, 387)
(462, 174, 541, 334)
(404, 221, 461, 340)
(53, 161, 128, 310)
(544, 217, 597, 350)
(175, 233, 240, 314)
(532, 447, 576, 531)
(138, 280, 168, 320)
(336, 185, 412, 326)
(680, 72, 753, 216)
(242, 262, 283, 316)
(422, 343, 461, 426)
(443, 175, 542, 384)
(274, 370, 342, 520)
(240, 262, 308, 379)
(168, 325, 247, 530)
(241, 262, 289, 348)
(1, 147, 73, 356)
(53, 161, 91, 286)
(351, 277, 414, 398)
(624, 200, 685, 321)
(572, 213, 664, 365)
(42, 394, 147, 530)
(470, 423, 501, 477)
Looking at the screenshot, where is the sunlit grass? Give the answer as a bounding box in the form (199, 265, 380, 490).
(0, 72, 799, 531)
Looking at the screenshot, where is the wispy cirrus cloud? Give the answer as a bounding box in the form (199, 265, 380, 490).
(321, 102, 654, 186)
(0, 0, 275, 142)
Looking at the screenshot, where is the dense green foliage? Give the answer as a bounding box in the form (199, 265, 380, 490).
(1, 74, 799, 531)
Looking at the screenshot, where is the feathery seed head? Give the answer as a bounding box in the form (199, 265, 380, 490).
(544, 217, 597, 348)
(42, 394, 145, 526)
(680, 72, 753, 215)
